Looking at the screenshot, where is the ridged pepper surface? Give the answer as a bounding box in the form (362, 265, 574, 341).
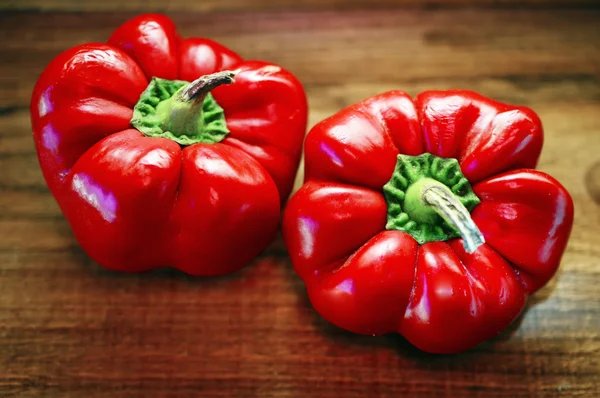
(32, 14, 307, 275)
(283, 90, 573, 353)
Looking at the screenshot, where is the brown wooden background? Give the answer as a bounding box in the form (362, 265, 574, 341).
(1, 1, 599, 397)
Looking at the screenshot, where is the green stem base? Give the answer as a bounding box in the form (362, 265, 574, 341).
(383, 153, 484, 252)
(130, 71, 236, 146)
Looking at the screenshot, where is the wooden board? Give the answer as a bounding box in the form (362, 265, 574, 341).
(4, 0, 600, 13)
(1, 5, 599, 398)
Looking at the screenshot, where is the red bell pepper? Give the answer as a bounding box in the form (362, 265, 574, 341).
(31, 14, 307, 276)
(283, 90, 573, 353)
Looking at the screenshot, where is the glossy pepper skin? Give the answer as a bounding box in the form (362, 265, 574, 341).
(31, 14, 308, 276)
(283, 90, 573, 354)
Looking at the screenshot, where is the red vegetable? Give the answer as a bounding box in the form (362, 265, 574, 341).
(283, 90, 573, 353)
(31, 14, 307, 275)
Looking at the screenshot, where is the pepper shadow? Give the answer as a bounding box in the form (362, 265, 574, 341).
(66, 231, 290, 290)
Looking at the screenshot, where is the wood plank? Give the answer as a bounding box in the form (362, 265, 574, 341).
(1, 10, 599, 108)
(0, 248, 598, 398)
(0, 189, 61, 220)
(0, 219, 74, 252)
(4, 0, 600, 13)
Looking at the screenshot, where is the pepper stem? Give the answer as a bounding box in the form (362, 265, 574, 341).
(180, 70, 239, 103)
(420, 181, 485, 253)
(384, 154, 482, 248)
(131, 72, 235, 146)
(149, 70, 238, 143)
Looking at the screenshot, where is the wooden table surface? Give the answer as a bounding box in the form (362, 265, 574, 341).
(1, 1, 599, 397)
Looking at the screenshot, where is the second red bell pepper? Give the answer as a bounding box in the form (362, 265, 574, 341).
(283, 90, 573, 353)
(31, 14, 308, 275)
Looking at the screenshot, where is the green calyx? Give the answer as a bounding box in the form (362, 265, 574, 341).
(131, 71, 237, 146)
(383, 153, 483, 250)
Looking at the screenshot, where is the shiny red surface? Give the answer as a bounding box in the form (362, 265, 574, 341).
(283, 90, 574, 353)
(31, 14, 307, 275)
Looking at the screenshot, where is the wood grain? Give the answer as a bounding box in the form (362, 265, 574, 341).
(4, 0, 600, 13)
(1, 4, 599, 398)
(2, 10, 600, 109)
